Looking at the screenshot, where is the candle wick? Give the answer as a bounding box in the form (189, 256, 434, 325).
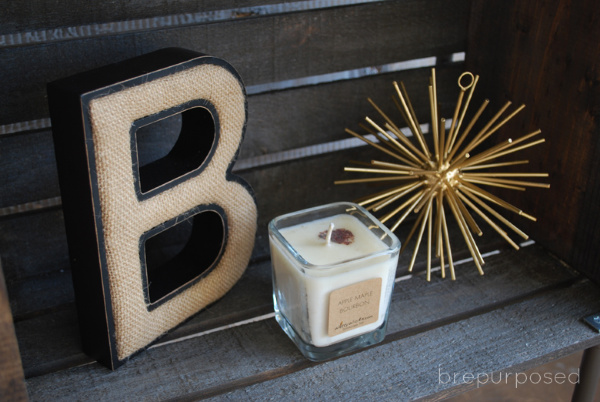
(325, 223, 334, 246)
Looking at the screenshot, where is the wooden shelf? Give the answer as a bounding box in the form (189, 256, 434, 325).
(17, 235, 600, 400)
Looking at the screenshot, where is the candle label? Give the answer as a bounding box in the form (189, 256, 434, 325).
(328, 278, 382, 337)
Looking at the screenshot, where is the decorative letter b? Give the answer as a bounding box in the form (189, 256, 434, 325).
(48, 48, 257, 369)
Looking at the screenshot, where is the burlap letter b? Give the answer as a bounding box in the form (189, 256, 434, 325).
(48, 48, 257, 369)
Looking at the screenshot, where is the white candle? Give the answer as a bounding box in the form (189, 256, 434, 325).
(269, 202, 400, 359)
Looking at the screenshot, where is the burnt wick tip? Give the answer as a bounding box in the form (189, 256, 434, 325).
(318, 228, 355, 245)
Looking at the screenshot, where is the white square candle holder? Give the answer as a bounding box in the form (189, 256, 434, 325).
(269, 202, 400, 361)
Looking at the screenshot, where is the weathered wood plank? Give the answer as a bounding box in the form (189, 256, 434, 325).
(22, 245, 593, 400)
(3, 136, 544, 315)
(0, 143, 396, 283)
(0, 263, 28, 401)
(466, 0, 600, 283)
(16, 258, 274, 377)
(0, 0, 286, 35)
(214, 279, 599, 401)
(15, 213, 512, 376)
(242, 64, 463, 160)
(573, 134, 600, 284)
(7, 270, 74, 321)
(0, 64, 463, 209)
(0, 209, 69, 284)
(0, 0, 470, 125)
(0, 131, 59, 209)
(1, 147, 364, 285)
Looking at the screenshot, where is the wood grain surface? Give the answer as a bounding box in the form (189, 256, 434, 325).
(22, 243, 599, 401)
(466, 0, 600, 284)
(0, 0, 469, 125)
(0, 65, 463, 209)
(1, 0, 600, 399)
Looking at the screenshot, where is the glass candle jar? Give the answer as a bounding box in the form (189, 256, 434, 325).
(269, 202, 400, 361)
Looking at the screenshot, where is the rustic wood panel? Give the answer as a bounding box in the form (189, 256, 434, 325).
(3, 134, 544, 317)
(0, 131, 59, 209)
(242, 64, 463, 160)
(0, 64, 463, 209)
(0, 263, 28, 401)
(8, 270, 74, 321)
(2, 91, 471, 281)
(14, 214, 514, 375)
(0, 209, 68, 284)
(573, 137, 600, 283)
(466, 0, 600, 282)
(216, 279, 598, 401)
(22, 245, 598, 400)
(0, 0, 285, 34)
(0, 0, 469, 125)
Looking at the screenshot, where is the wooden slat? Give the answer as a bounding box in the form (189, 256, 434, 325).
(574, 138, 600, 283)
(7, 270, 74, 321)
(0, 0, 286, 35)
(0, 131, 60, 209)
(0, 209, 69, 284)
(21, 245, 598, 400)
(15, 212, 512, 376)
(215, 279, 599, 401)
(0, 64, 463, 209)
(466, 0, 600, 283)
(3, 137, 544, 316)
(0, 0, 470, 125)
(242, 64, 463, 160)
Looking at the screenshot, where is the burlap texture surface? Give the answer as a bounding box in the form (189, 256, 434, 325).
(88, 62, 257, 360)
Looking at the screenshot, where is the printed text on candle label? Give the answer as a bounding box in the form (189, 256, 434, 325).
(328, 278, 382, 337)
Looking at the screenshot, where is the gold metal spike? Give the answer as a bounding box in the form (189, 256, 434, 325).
(335, 69, 549, 280)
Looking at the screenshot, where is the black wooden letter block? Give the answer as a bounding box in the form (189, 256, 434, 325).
(48, 48, 257, 369)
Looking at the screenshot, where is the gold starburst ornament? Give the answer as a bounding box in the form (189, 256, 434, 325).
(336, 69, 549, 281)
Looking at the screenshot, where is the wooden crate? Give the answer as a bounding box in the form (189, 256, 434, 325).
(1, 0, 599, 400)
